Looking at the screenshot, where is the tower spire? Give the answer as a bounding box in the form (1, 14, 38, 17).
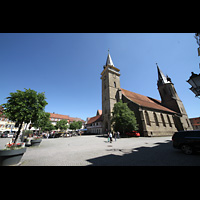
(157, 63, 171, 87)
(106, 50, 114, 67)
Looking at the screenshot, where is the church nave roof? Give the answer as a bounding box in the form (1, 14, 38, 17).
(121, 88, 176, 114)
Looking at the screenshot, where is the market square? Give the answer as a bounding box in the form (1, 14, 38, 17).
(1, 135, 200, 166)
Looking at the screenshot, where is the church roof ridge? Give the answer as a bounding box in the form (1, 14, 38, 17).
(121, 88, 176, 113)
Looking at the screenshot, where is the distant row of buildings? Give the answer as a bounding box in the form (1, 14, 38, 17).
(49, 112, 84, 127)
(189, 117, 200, 130)
(0, 106, 85, 133)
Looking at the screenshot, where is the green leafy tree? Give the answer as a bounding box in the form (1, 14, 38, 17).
(1, 88, 48, 144)
(41, 120, 55, 132)
(33, 112, 54, 133)
(55, 119, 69, 131)
(111, 100, 138, 135)
(69, 121, 82, 131)
(76, 121, 83, 129)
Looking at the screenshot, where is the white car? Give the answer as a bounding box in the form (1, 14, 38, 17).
(7, 132, 14, 138)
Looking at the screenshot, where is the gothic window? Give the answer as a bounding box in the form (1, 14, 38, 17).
(186, 119, 190, 127)
(114, 81, 116, 88)
(161, 114, 166, 127)
(154, 112, 159, 126)
(145, 111, 151, 126)
(167, 115, 172, 127)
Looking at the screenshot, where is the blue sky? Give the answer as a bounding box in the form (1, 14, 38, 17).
(0, 33, 199, 120)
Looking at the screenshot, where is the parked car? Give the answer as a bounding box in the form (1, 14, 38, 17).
(172, 130, 200, 155)
(126, 131, 140, 137)
(0, 131, 10, 138)
(7, 132, 14, 138)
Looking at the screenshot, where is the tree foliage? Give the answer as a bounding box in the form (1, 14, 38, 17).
(41, 120, 54, 132)
(33, 112, 54, 132)
(111, 100, 138, 134)
(55, 119, 69, 131)
(1, 88, 48, 143)
(69, 121, 82, 131)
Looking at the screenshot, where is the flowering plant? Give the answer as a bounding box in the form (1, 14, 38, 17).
(5, 142, 25, 150)
(32, 136, 41, 140)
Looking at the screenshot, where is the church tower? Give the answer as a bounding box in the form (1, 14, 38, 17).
(100, 52, 121, 133)
(157, 64, 193, 131)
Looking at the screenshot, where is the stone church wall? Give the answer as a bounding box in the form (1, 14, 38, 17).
(122, 94, 177, 137)
(142, 110, 177, 136)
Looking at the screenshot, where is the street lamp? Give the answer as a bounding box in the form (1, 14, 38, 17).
(187, 33, 200, 98)
(187, 72, 200, 97)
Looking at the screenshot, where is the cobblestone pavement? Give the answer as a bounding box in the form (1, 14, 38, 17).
(1, 135, 200, 166)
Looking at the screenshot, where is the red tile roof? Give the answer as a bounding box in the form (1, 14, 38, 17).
(87, 114, 102, 125)
(121, 88, 176, 113)
(48, 113, 84, 123)
(49, 113, 70, 120)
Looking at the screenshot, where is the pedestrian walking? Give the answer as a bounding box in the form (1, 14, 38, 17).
(114, 132, 117, 141)
(109, 132, 112, 143)
(107, 132, 110, 143)
(117, 131, 120, 139)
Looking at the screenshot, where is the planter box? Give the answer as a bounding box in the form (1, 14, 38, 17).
(0, 148, 26, 166)
(31, 139, 42, 147)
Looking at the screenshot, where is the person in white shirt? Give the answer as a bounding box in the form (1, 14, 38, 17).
(109, 132, 112, 143)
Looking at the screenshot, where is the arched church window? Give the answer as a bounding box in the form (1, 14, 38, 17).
(154, 112, 159, 126)
(145, 111, 151, 126)
(186, 119, 190, 127)
(161, 114, 166, 127)
(114, 82, 116, 88)
(167, 115, 172, 127)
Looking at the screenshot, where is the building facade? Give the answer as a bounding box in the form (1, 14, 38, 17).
(101, 52, 193, 136)
(0, 106, 29, 134)
(189, 117, 200, 130)
(86, 110, 103, 134)
(49, 112, 85, 130)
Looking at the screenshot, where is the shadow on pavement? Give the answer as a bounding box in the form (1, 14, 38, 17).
(87, 140, 200, 166)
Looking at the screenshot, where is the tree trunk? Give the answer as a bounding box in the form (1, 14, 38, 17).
(14, 120, 24, 144)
